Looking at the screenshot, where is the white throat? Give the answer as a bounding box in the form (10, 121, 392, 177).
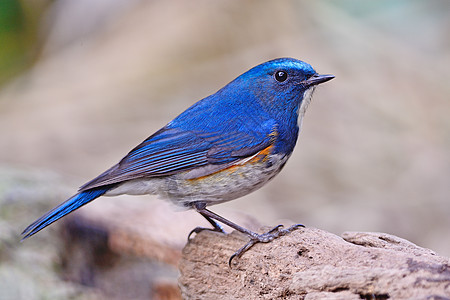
(297, 86, 316, 127)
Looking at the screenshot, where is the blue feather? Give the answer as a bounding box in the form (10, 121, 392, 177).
(21, 187, 110, 239)
(78, 125, 275, 191)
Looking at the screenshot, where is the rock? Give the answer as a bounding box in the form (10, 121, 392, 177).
(56, 197, 450, 299)
(179, 227, 450, 300)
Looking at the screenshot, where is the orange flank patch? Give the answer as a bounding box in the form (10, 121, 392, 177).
(187, 144, 274, 182)
(249, 144, 273, 163)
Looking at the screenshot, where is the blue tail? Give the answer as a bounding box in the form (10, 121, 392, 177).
(21, 187, 109, 240)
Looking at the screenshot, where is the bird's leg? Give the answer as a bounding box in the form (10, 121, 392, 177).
(188, 210, 226, 241)
(191, 202, 304, 266)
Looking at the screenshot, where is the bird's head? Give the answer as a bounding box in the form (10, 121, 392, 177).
(235, 58, 334, 122)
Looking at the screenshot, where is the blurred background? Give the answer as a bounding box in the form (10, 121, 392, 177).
(0, 0, 449, 299)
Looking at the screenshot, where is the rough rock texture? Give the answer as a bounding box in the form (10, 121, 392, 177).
(179, 227, 450, 300)
(56, 197, 450, 299)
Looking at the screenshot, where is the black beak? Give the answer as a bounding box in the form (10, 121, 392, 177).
(304, 74, 335, 86)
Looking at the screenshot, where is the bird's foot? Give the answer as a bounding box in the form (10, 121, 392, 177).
(188, 223, 226, 241)
(229, 223, 304, 266)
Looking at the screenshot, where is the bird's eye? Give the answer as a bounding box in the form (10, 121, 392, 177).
(274, 70, 288, 82)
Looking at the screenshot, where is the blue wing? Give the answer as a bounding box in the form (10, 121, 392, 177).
(79, 124, 275, 191)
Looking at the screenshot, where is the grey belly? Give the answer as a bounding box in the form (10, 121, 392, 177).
(105, 154, 288, 208)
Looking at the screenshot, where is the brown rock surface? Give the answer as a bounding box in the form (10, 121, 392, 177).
(179, 227, 450, 300)
(58, 198, 450, 299)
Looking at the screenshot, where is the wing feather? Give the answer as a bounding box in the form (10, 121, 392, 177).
(79, 126, 274, 191)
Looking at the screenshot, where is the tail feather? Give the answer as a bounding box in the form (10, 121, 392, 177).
(21, 187, 109, 240)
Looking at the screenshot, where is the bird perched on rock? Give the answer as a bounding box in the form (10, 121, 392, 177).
(22, 58, 334, 264)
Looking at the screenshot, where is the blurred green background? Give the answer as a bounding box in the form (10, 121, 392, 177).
(1, 0, 449, 299)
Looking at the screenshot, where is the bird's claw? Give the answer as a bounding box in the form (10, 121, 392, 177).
(187, 225, 226, 242)
(228, 223, 304, 267)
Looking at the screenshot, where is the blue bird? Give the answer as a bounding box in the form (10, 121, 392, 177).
(22, 58, 334, 263)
